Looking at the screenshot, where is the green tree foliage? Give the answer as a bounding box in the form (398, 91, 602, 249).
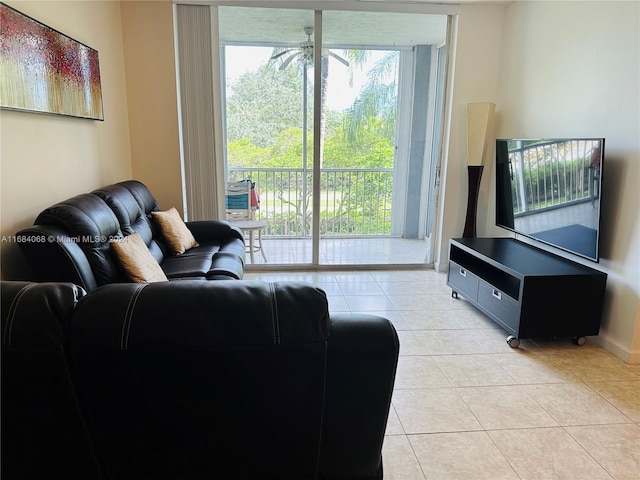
(226, 49, 397, 169)
(323, 118, 394, 169)
(343, 51, 399, 146)
(225, 47, 398, 236)
(227, 138, 269, 168)
(226, 65, 305, 148)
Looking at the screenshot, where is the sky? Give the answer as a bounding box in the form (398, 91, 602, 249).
(224, 45, 391, 111)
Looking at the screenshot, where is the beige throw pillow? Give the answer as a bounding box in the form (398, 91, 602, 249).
(110, 232, 168, 283)
(151, 207, 199, 255)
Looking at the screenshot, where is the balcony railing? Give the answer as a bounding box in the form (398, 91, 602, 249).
(229, 167, 393, 237)
(508, 139, 600, 216)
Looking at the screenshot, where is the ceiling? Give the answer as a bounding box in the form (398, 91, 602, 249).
(218, 6, 449, 47)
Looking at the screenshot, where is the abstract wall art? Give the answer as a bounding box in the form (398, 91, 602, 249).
(0, 2, 103, 120)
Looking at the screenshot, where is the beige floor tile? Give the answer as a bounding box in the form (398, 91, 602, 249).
(338, 281, 385, 296)
(371, 270, 444, 283)
(394, 356, 452, 389)
(489, 427, 614, 480)
(472, 329, 534, 353)
(387, 293, 473, 312)
(392, 388, 482, 434)
(544, 346, 622, 366)
(367, 310, 412, 331)
(523, 383, 633, 426)
(344, 294, 395, 312)
(412, 330, 489, 355)
(326, 294, 350, 312)
(544, 347, 640, 382)
(332, 271, 377, 282)
(382, 435, 427, 480)
(400, 308, 500, 331)
(377, 281, 435, 296)
(454, 309, 504, 330)
(587, 380, 640, 422)
(457, 385, 558, 429)
(385, 405, 404, 435)
(410, 431, 518, 480)
(431, 354, 518, 387)
(401, 309, 465, 330)
(424, 282, 454, 296)
(565, 423, 640, 480)
(396, 331, 430, 356)
(567, 360, 640, 382)
(493, 352, 581, 384)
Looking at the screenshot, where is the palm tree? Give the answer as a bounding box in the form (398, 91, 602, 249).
(269, 36, 399, 236)
(269, 27, 349, 234)
(269, 27, 349, 169)
(343, 51, 399, 146)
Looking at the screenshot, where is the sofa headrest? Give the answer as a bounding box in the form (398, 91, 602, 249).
(1, 281, 86, 347)
(71, 281, 329, 350)
(92, 183, 158, 248)
(118, 180, 160, 216)
(92, 184, 144, 234)
(35, 193, 122, 241)
(35, 194, 125, 286)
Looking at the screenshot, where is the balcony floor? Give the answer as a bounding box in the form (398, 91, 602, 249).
(244, 236, 431, 267)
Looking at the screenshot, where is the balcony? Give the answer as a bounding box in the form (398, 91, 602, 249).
(228, 167, 429, 266)
(229, 167, 394, 237)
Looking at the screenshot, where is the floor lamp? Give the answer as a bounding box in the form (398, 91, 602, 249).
(463, 102, 495, 238)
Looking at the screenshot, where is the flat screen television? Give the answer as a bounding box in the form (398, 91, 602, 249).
(495, 138, 604, 262)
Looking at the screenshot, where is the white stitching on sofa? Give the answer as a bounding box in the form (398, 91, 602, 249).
(3, 284, 35, 347)
(120, 284, 147, 351)
(269, 282, 280, 345)
(314, 341, 328, 477)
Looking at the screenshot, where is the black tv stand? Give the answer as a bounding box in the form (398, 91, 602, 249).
(447, 238, 607, 348)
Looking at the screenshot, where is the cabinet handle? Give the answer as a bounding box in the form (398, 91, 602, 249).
(492, 289, 502, 300)
(459, 268, 466, 277)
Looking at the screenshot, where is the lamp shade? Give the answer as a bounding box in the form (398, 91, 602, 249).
(466, 102, 496, 166)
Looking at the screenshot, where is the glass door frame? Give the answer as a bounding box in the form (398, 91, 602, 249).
(210, 1, 456, 270)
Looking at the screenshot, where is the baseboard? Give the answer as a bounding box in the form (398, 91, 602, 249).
(590, 332, 639, 364)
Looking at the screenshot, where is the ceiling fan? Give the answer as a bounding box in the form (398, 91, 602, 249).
(270, 26, 350, 70)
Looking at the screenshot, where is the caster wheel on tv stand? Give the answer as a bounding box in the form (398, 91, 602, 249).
(572, 336, 586, 346)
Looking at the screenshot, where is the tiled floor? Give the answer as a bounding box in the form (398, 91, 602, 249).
(245, 269, 640, 480)
(244, 236, 431, 265)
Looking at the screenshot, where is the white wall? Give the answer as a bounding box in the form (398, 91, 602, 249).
(439, 0, 640, 362)
(437, 4, 505, 267)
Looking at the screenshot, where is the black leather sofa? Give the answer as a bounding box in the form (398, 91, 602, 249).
(1, 280, 399, 480)
(15, 180, 245, 291)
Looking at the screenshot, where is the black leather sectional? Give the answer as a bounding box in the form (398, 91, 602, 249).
(1, 280, 399, 479)
(16, 180, 245, 291)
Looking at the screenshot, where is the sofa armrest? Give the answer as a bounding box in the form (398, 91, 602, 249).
(15, 226, 99, 292)
(320, 313, 399, 478)
(1, 281, 101, 479)
(185, 220, 244, 243)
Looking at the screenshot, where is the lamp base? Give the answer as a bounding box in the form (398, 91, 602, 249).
(463, 165, 484, 238)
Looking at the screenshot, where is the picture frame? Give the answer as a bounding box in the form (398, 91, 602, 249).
(0, 2, 104, 120)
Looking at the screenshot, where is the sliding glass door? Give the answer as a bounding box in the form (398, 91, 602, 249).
(221, 7, 315, 264)
(218, 6, 449, 267)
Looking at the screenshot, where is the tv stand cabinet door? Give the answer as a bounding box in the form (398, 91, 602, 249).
(447, 261, 480, 302)
(477, 281, 520, 335)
